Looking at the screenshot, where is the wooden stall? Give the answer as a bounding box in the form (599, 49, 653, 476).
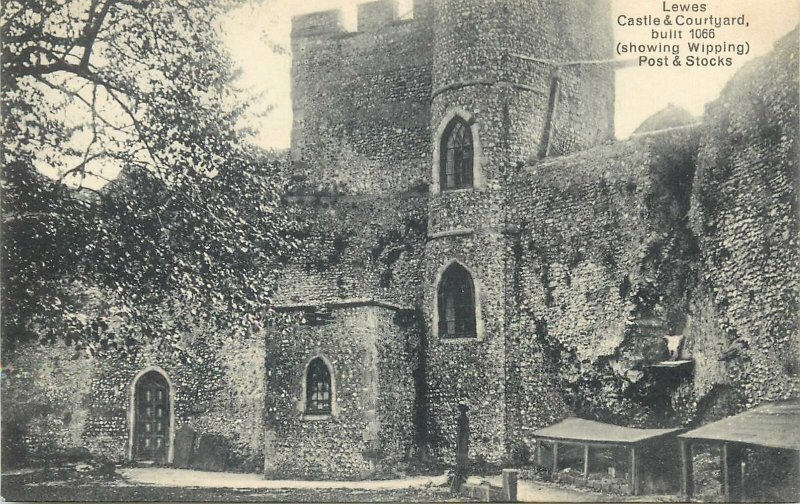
(678, 399, 800, 502)
(531, 417, 681, 496)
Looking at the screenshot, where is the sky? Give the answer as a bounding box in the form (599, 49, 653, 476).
(221, 0, 799, 150)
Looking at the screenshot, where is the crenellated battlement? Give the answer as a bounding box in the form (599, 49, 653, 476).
(289, 0, 435, 195)
(357, 0, 399, 32)
(290, 0, 432, 40)
(290, 9, 345, 39)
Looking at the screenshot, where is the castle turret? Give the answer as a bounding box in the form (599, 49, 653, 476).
(422, 0, 615, 463)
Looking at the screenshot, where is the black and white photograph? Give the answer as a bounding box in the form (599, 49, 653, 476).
(1, 0, 798, 501)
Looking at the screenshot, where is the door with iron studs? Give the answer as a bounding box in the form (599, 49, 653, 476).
(135, 371, 169, 462)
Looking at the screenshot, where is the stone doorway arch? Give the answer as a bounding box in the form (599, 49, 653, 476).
(128, 367, 175, 463)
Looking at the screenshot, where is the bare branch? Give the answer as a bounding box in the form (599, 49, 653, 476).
(61, 84, 102, 184)
(79, 0, 114, 70)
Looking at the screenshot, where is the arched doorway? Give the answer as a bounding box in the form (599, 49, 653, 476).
(132, 370, 171, 462)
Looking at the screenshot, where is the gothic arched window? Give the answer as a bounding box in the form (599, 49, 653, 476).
(305, 358, 332, 414)
(440, 118, 473, 190)
(437, 263, 477, 338)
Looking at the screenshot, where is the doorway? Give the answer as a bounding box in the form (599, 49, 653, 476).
(133, 370, 170, 462)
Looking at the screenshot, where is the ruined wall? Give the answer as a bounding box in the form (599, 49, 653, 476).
(504, 128, 700, 458)
(2, 293, 269, 471)
(2, 340, 95, 465)
(684, 28, 800, 418)
(501, 28, 800, 455)
(263, 305, 416, 479)
(290, 1, 433, 195)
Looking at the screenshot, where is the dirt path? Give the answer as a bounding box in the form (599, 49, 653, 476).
(471, 475, 608, 502)
(119, 467, 677, 502)
(120, 467, 448, 490)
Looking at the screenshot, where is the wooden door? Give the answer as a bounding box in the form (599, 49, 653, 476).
(135, 371, 169, 462)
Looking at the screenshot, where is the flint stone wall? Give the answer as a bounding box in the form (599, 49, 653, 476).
(263, 304, 416, 479)
(685, 28, 800, 416)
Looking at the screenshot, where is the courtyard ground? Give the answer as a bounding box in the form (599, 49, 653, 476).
(1, 465, 681, 502)
(1, 466, 455, 502)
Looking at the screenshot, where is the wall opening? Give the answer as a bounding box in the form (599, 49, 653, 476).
(437, 262, 477, 338)
(128, 367, 175, 463)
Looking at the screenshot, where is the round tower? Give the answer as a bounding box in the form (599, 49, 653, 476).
(421, 0, 614, 463)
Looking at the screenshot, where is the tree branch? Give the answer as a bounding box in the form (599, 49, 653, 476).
(31, 74, 134, 134)
(80, 0, 114, 70)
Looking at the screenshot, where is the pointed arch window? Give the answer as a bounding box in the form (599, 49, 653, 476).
(438, 263, 477, 338)
(305, 358, 332, 414)
(440, 118, 474, 190)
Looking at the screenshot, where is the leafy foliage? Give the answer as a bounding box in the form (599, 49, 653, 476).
(2, 0, 299, 357)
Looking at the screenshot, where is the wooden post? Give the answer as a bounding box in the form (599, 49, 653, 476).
(552, 442, 559, 474)
(629, 445, 639, 496)
(734, 446, 744, 502)
(795, 450, 800, 502)
(583, 444, 590, 478)
(796, 450, 800, 501)
(502, 468, 519, 502)
(741, 454, 748, 502)
(722, 443, 730, 501)
(536, 440, 544, 467)
(724, 443, 743, 502)
(680, 439, 694, 501)
(479, 482, 491, 502)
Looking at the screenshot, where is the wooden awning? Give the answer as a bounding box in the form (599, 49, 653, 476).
(531, 417, 682, 496)
(532, 417, 681, 445)
(679, 399, 800, 451)
(678, 400, 800, 501)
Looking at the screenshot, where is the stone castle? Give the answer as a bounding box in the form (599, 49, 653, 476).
(5, 0, 798, 486)
(263, 0, 798, 478)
